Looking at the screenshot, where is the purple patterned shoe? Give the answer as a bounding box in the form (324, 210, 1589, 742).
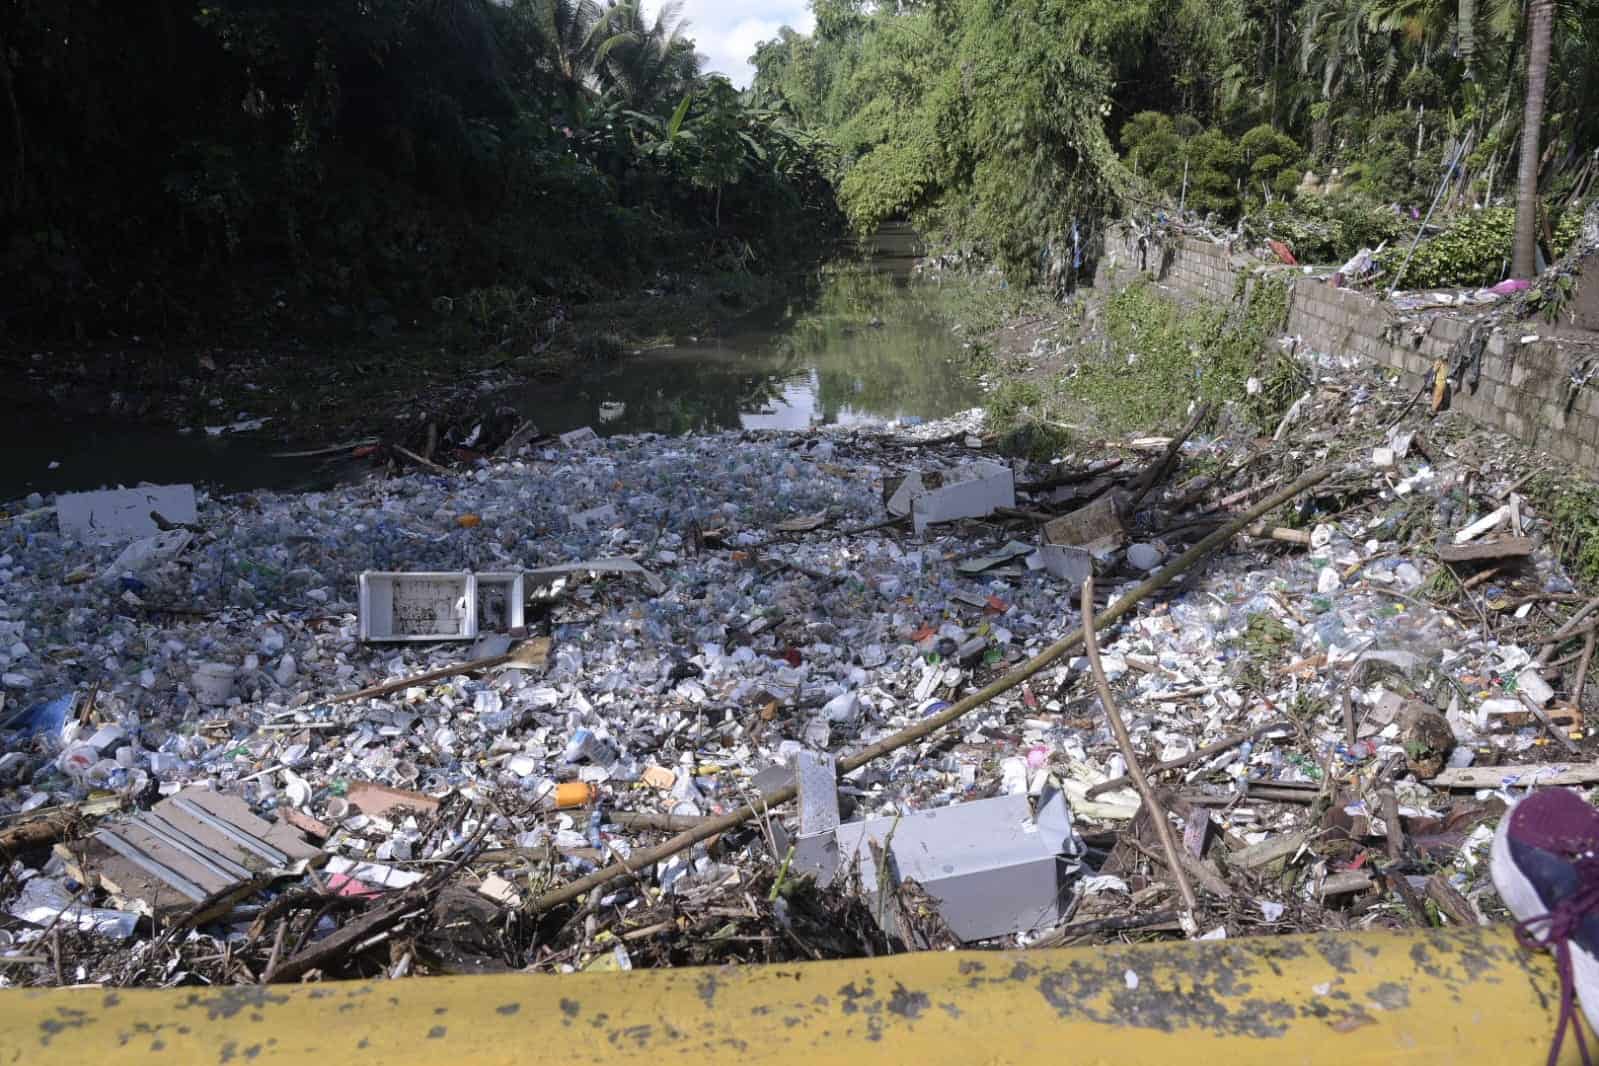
(1492, 787, 1599, 1066)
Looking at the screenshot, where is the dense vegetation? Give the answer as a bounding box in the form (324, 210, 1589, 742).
(752, 0, 1599, 285)
(0, 0, 841, 340)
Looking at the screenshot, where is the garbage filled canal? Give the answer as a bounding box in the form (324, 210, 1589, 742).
(6, 220, 1599, 1008)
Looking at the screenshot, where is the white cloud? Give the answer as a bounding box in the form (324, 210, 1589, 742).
(674, 0, 814, 86)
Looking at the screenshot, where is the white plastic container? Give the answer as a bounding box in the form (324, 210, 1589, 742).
(192, 662, 237, 706)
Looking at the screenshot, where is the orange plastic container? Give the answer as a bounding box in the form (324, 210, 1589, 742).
(551, 781, 596, 809)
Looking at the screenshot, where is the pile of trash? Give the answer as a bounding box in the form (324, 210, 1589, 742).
(0, 354, 1593, 986)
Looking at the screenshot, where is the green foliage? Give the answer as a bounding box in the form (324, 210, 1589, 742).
(1064, 275, 1294, 433)
(1340, 109, 1445, 202)
(1257, 194, 1409, 261)
(1379, 207, 1516, 288)
(997, 421, 1076, 461)
(1529, 473, 1599, 588)
(752, 0, 1134, 280)
(744, 0, 1599, 287)
(1244, 611, 1296, 660)
(1119, 114, 1303, 219)
(985, 381, 1047, 434)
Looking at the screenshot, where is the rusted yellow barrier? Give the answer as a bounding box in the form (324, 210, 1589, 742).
(0, 926, 1584, 1064)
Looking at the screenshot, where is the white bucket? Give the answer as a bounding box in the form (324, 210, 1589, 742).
(192, 662, 237, 707)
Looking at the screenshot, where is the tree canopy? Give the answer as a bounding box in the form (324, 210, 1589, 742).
(752, 0, 1599, 282)
(0, 0, 840, 337)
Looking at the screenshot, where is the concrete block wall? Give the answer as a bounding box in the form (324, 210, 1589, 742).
(1095, 224, 1596, 470)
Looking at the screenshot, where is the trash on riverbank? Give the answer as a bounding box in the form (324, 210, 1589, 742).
(2, 350, 1596, 986)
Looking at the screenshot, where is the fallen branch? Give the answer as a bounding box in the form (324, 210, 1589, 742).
(1576, 633, 1595, 714)
(1378, 780, 1404, 863)
(1537, 596, 1599, 666)
(270, 438, 381, 459)
(1084, 576, 1199, 923)
(393, 444, 454, 476)
(1027, 908, 1180, 948)
(605, 811, 710, 833)
(1086, 719, 1289, 799)
(1519, 691, 1580, 754)
(328, 640, 549, 705)
(526, 464, 1335, 915)
(0, 811, 77, 853)
(1425, 872, 1482, 926)
(1126, 836, 1232, 901)
(270, 823, 488, 982)
(1016, 458, 1124, 494)
(268, 890, 427, 983)
(1121, 404, 1209, 518)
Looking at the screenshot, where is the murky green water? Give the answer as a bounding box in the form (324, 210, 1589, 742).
(2, 227, 978, 498)
(502, 259, 979, 438)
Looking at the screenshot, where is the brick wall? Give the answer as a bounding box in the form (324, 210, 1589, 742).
(1095, 224, 1599, 470)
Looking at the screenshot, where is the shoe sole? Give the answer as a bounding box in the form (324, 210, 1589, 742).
(1493, 807, 1599, 1039)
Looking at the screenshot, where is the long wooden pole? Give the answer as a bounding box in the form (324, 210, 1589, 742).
(1081, 576, 1199, 925)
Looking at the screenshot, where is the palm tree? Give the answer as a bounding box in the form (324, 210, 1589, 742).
(1299, 0, 1394, 108)
(1511, 0, 1553, 278)
(523, 0, 608, 121)
(594, 0, 702, 113)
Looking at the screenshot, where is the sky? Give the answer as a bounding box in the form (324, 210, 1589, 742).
(676, 0, 813, 87)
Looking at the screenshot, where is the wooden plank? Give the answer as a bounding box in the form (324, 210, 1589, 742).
(1427, 762, 1599, 789)
(1436, 536, 1534, 563)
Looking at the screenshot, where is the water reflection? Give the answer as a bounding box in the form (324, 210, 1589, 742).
(508, 266, 979, 437)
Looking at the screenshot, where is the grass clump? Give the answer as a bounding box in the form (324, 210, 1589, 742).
(1062, 274, 1294, 435)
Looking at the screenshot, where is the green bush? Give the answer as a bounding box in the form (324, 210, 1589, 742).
(1258, 194, 1409, 263)
(1379, 207, 1515, 288)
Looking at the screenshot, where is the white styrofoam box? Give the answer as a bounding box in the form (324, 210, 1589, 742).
(359, 572, 476, 642)
(57, 485, 198, 543)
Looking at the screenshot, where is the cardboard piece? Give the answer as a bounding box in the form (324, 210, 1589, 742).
(887, 463, 1016, 536)
(346, 781, 440, 818)
(1042, 495, 1125, 555)
(57, 484, 198, 543)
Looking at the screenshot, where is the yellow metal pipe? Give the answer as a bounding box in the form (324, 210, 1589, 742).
(0, 926, 1584, 1064)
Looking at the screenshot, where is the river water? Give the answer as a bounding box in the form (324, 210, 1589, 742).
(2, 225, 978, 499)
